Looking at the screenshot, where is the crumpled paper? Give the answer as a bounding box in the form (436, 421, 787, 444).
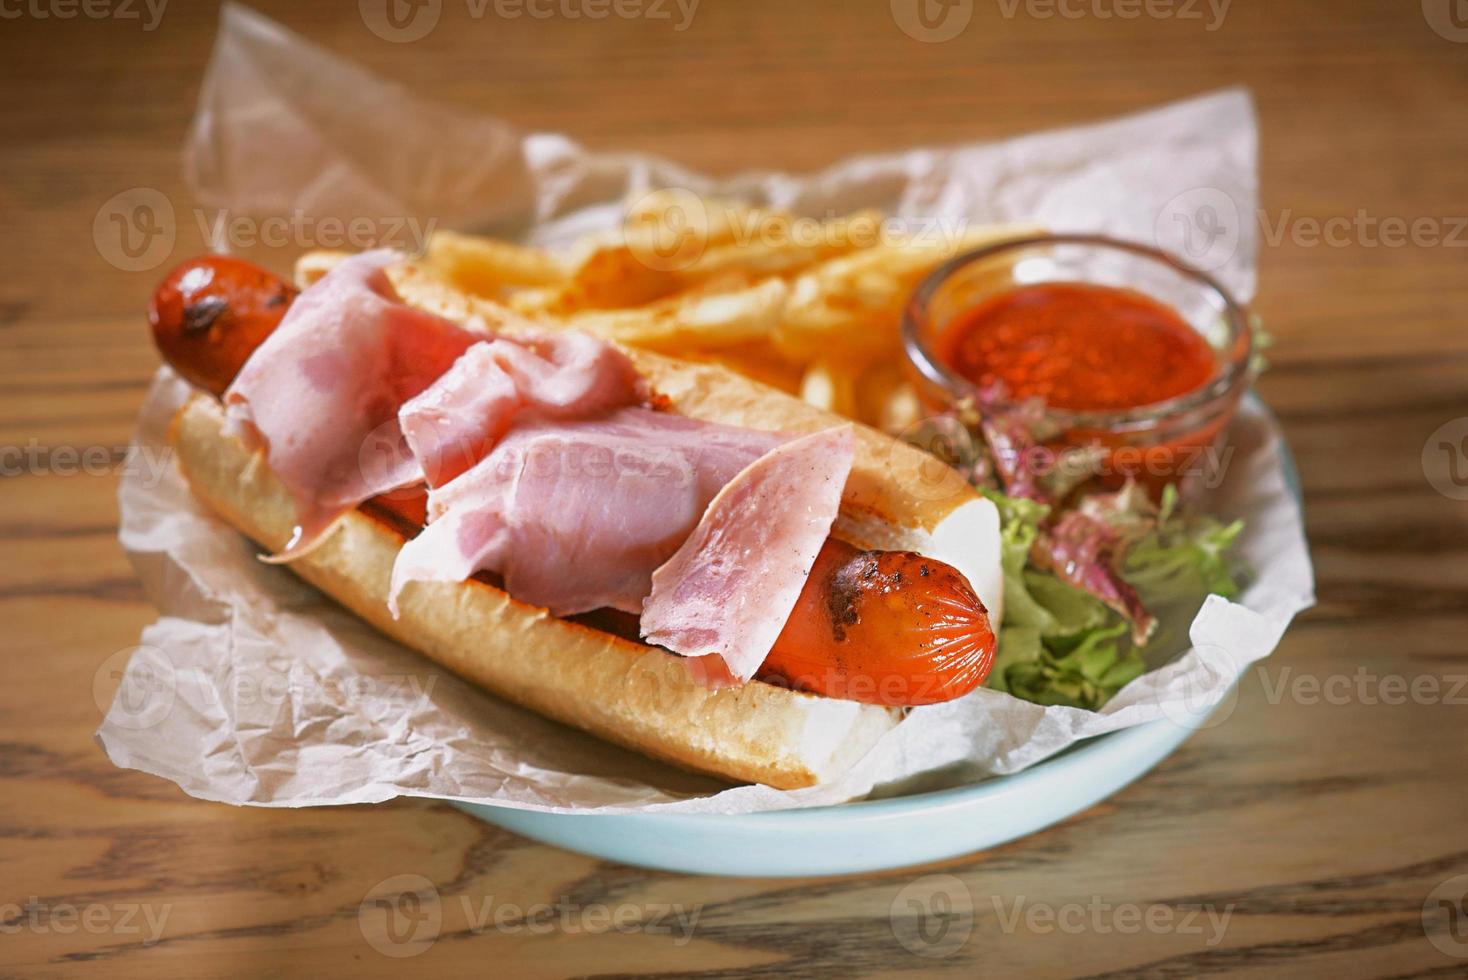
(99, 4, 1313, 815)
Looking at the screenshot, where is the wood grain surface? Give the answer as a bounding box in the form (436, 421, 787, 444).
(4, 1, 1467, 976)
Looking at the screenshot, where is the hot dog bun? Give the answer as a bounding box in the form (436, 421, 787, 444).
(173, 395, 902, 789)
(166, 256, 1003, 789)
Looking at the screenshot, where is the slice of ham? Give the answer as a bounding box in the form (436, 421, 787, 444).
(224, 250, 479, 556)
(229, 250, 855, 680)
(641, 427, 855, 681)
(399, 331, 645, 488)
(388, 407, 788, 617)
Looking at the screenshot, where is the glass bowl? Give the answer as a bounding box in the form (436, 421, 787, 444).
(901, 234, 1254, 495)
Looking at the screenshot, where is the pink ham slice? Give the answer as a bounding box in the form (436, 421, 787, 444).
(641, 427, 855, 681)
(399, 330, 645, 488)
(223, 250, 479, 556)
(388, 407, 788, 617)
(227, 249, 855, 680)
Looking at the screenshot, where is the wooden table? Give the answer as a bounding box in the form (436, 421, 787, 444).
(5, 1, 1466, 975)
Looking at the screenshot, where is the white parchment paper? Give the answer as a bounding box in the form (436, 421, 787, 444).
(99, 5, 1313, 814)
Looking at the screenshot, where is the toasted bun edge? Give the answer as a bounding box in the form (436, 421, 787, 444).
(170, 395, 901, 790)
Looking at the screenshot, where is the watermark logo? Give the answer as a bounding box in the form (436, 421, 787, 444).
(1258, 209, 1468, 250)
(1422, 0, 1468, 41)
(457, 895, 700, 942)
(890, 874, 974, 958)
(360, 0, 442, 42)
(1159, 641, 1240, 731)
(1155, 187, 1241, 273)
(891, 0, 973, 42)
(480, 0, 699, 29)
(93, 187, 437, 272)
(1423, 417, 1468, 501)
(0, 0, 168, 30)
(1257, 666, 1468, 708)
(994, 0, 1231, 31)
(891, 416, 981, 505)
(1423, 874, 1468, 958)
(0, 441, 173, 486)
(0, 899, 171, 943)
(356, 880, 701, 957)
(991, 895, 1233, 944)
(361, 0, 698, 39)
(196, 209, 436, 255)
(93, 188, 175, 273)
(623, 188, 711, 273)
(359, 875, 442, 957)
(93, 645, 176, 731)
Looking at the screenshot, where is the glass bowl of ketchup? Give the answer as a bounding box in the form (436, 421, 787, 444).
(901, 234, 1254, 496)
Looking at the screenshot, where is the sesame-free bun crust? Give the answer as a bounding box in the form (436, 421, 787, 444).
(171, 396, 900, 789)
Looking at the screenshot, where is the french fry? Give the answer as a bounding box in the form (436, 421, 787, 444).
(621, 191, 765, 258)
(799, 360, 860, 419)
(854, 359, 923, 434)
(562, 194, 769, 309)
(426, 231, 567, 296)
(558, 276, 790, 350)
(774, 223, 1042, 362)
(517, 204, 883, 318)
(677, 209, 884, 283)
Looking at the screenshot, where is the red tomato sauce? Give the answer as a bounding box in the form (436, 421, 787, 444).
(936, 283, 1216, 411)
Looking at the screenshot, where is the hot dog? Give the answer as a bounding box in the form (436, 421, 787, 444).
(765, 540, 995, 706)
(148, 256, 298, 397)
(150, 253, 1004, 786)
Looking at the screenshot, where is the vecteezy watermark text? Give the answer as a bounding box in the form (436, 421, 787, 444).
(359, 0, 698, 43)
(92, 187, 438, 273)
(1158, 187, 1468, 272)
(0, 899, 171, 944)
(992, 895, 1234, 945)
(892, 0, 1228, 42)
(888, 876, 1235, 959)
(0, 0, 166, 30)
(1, 441, 173, 487)
(358, 875, 700, 957)
(195, 209, 437, 257)
(996, 0, 1231, 31)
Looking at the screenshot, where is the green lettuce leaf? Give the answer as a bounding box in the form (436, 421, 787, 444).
(981, 485, 1243, 710)
(1124, 485, 1245, 603)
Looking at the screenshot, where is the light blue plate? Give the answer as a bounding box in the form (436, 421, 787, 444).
(455, 401, 1299, 877)
(454, 713, 1209, 877)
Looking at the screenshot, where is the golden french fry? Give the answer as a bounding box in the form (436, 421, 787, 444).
(855, 359, 923, 433)
(601, 193, 764, 280)
(559, 276, 790, 350)
(799, 361, 860, 419)
(547, 195, 781, 313)
(426, 231, 567, 297)
(621, 191, 764, 255)
(678, 209, 884, 283)
(523, 203, 884, 319)
(774, 223, 1043, 362)
(882, 384, 923, 434)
